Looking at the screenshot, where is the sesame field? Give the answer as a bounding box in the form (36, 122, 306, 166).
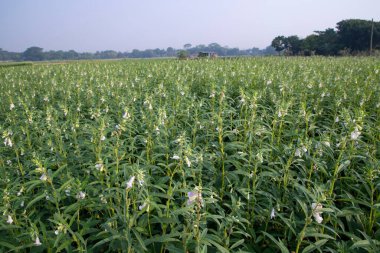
(1, 57, 380, 252)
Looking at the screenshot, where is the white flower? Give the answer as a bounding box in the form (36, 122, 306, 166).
(139, 202, 147, 211)
(122, 111, 130, 119)
(34, 236, 42, 246)
(295, 148, 302, 157)
(185, 156, 191, 167)
(180, 91, 185, 96)
(270, 208, 276, 219)
(171, 155, 180, 160)
(95, 163, 104, 172)
(3, 137, 12, 147)
(256, 152, 263, 163)
(187, 190, 203, 207)
(126, 176, 135, 190)
(350, 127, 361, 140)
(6, 215, 13, 224)
(10, 103, 15, 110)
(323, 141, 330, 147)
(76, 191, 86, 200)
(100, 194, 107, 204)
(209, 92, 215, 98)
(54, 230, 59, 235)
(311, 203, 323, 224)
(100, 136, 106, 141)
(40, 173, 48, 181)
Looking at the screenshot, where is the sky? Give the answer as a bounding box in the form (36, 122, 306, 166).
(1, 0, 379, 52)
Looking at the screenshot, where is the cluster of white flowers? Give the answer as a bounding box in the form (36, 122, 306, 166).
(10, 103, 15, 110)
(126, 171, 145, 191)
(76, 191, 86, 200)
(54, 223, 67, 235)
(3, 130, 13, 147)
(3, 137, 13, 147)
(122, 110, 131, 120)
(187, 187, 204, 207)
(295, 146, 307, 158)
(95, 162, 105, 172)
(143, 100, 153, 110)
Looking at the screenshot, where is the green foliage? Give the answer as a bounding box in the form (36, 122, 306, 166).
(273, 18, 380, 56)
(0, 57, 380, 252)
(337, 19, 380, 52)
(177, 50, 188, 59)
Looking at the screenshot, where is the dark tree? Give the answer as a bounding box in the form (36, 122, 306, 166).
(177, 50, 188, 59)
(337, 19, 380, 52)
(314, 28, 341, 55)
(271, 36, 287, 54)
(286, 35, 303, 55)
(22, 47, 44, 61)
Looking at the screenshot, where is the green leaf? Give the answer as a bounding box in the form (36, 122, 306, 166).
(91, 234, 123, 250)
(208, 240, 230, 253)
(26, 192, 47, 209)
(262, 232, 289, 253)
(350, 239, 380, 250)
(0, 240, 17, 251)
(132, 228, 148, 251)
(302, 239, 328, 253)
(230, 239, 245, 250)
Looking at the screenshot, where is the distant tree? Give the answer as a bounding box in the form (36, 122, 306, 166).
(314, 28, 341, 55)
(183, 43, 192, 50)
(177, 50, 188, 59)
(262, 46, 277, 55)
(271, 36, 287, 54)
(166, 47, 176, 57)
(66, 50, 79, 59)
(286, 35, 303, 55)
(22, 46, 44, 61)
(251, 47, 261, 56)
(302, 34, 319, 55)
(337, 19, 380, 52)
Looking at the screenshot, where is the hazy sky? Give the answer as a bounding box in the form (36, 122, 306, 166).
(1, 0, 379, 52)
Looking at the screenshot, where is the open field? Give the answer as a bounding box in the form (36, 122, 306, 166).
(1, 57, 380, 252)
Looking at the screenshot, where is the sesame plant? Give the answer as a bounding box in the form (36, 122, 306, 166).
(1, 57, 380, 252)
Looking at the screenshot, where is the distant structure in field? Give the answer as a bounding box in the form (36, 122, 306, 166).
(197, 52, 218, 58)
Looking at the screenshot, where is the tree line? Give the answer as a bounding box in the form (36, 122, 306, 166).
(271, 19, 380, 56)
(1, 18, 378, 61)
(0, 44, 277, 62)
